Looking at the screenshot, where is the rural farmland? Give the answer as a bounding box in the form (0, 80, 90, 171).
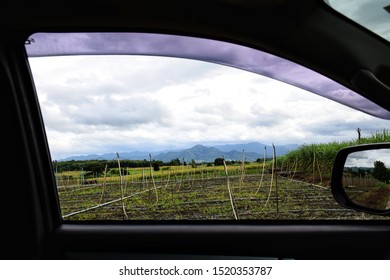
(55, 160, 388, 221)
(54, 130, 390, 221)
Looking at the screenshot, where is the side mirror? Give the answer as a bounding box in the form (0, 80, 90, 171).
(331, 143, 390, 216)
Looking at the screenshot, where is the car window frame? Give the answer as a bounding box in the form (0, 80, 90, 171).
(2, 0, 390, 260)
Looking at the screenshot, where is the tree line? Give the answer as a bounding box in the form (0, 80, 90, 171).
(52, 157, 257, 175)
(345, 160, 390, 184)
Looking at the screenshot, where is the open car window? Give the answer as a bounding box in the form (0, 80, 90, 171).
(25, 32, 390, 221)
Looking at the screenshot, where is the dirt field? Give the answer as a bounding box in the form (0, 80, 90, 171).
(57, 173, 389, 221)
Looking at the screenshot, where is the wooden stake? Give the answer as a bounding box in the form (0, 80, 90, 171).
(98, 164, 108, 204)
(116, 152, 128, 219)
(223, 159, 239, 220)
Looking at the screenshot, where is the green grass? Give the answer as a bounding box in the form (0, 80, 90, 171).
(278, 129, 390, 178)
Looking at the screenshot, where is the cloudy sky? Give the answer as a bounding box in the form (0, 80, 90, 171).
(25, 32, 390, 161)
(27, 54, 390, 161)
(346, 148, 390, 168)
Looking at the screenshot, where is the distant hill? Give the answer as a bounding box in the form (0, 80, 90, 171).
(154, 144, 261, 162)
(60, 151, 157, 161)
(154, 145, 222, 163)
(60, 142, 300, 162)
(214, 142, 300, 156)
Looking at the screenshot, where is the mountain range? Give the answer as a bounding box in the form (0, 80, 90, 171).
(60, 142, 300, 162)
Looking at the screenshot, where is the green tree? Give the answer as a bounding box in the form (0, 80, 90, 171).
(373, 161, 390, 183)
(153, 161, 160, 171)
(214, 157, 224, 166)
(84, 161, 105, 176)
(168, 158, 181, 166)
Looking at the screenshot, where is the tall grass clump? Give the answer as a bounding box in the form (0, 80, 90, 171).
(280, 129, 390, 175)
(360, 129, 390, 144)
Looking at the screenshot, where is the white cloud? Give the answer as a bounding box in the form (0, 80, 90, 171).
(346, 149, 390, 167)
(28, 55, 390, 160)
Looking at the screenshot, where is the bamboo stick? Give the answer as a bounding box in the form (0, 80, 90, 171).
(149, 154, 159, 203)
(98, 163, 108, 204)
(223, 159, 239, 220)
(116, 152, 128, 219)
(254, 146, 267, 196)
